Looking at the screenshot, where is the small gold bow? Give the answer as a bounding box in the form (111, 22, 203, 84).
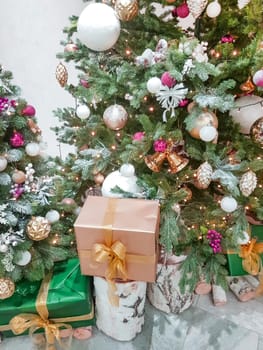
(92, 240, 128, 306)
(239, 238, 263, 296)
(10, 313, 71, 350)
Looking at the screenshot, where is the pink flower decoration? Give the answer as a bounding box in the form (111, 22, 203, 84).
(10, 131, 24, 147)
(179, 98, 189, 107)
(161, 72, 176, 88)
(133, 131, 145, 141)
(220, 34, 234, 44)
(154, 139, 167, 152)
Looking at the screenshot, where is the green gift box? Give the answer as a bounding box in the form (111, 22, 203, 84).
(0, 258, 95, 338)
(226, 225, 263, 276)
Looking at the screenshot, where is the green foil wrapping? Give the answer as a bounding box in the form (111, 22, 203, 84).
(0, 258, 95, 338)
(226, 225, 263, 276)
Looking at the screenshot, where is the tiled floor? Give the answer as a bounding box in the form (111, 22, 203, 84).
(1, 290, 263, 350)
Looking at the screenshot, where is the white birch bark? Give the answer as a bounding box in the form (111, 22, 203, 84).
(94, 277, 147, 341)
(147, 255, 193, 314)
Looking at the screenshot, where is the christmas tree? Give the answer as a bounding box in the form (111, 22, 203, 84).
(0, 66, 76, 300)
(53, 0, 263, 293)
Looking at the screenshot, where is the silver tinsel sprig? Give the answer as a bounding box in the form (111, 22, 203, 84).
(1, 250, 15, 272)
(0, 204, 8, 225)
(0, 228, 25, 247)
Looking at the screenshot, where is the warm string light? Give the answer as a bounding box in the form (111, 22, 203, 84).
(91, 131, 96, 136)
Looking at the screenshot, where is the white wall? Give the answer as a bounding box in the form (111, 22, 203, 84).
(0, 0, 87, 157)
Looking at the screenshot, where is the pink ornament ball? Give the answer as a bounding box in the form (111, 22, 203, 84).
(154, 139, 167, 152)
(132, 131, 145, 141)
(10, 131, 25, 147)
(22, 105, 36, 117)
(253, 69, 263, 87)
(176, 2, 190, 18)
(161, 72, 176, 88)
(80, 79, 90, 88)
(179, 98, 189, 107)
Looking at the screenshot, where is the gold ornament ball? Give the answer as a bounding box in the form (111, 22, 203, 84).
(189, 111, 218, 139)
(115, 0, 139, 21)
(27, 216, 51, 241)
(94, 173, 105, 185)
(103, 104, 128, 130)
(0, 277, 15, 299)
(12, 170, 26, 184)
(61, 198, 76, 206)
(250, 117, 263, 147)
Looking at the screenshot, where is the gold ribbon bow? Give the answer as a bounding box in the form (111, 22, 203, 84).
(239, 238, 263, 296)
(9, 272, 72, 350)
(92, 240, 128, 306)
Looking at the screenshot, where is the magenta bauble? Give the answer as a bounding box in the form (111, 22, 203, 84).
(10, 131, 24, 147)
(176, 2, 190, 18)
(22, 105, 36, 117)
(80, 79, 90, 88)
(161, 72, 176, 88)
(132, 131, 145, 141)
(252, 69, 263, 87)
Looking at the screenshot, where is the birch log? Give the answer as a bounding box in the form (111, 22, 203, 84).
(227, 276, 256, 302)
(94, 277, 147, 341)
(147, 254, 193, 314)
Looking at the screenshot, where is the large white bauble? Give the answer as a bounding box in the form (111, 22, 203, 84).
(0, 244, 8, 253)
(230, 95, 263, 134)
(15, 251, 32, 266)
(101, 163, 141, 197)
(76, 105, 90, 119)
(147, 77, 162, 94)
(45, 210, 60, 223)
(0, 156, 7, 172)
(77, 3, 121, 51)
(220, 196, 238, 213)
(206, 0, 221, 18)
(25, 142, 40, 157)
(199, 125, 217, 142)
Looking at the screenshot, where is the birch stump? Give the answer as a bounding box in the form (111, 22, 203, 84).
(147, 254, 193, 314)
(94, 277, 147, 341)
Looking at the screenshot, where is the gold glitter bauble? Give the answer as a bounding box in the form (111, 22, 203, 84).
(189, 111, 218, 139)
(94, 173, 105, 185)
(27, 216, 51, 241)
(12, 170, 26, 184)
(55, 62, 68, 87)
(250, 117, 263, 147)
(115, 0, 139, 21)
(0, 277, 15, 299)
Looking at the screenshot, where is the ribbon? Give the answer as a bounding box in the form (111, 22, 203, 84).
(9, 272, 72, 350)
(239, 238, 263, 296)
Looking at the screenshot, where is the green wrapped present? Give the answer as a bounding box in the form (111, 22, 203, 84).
(0, 258, 95, 340)
(226, 225, 263, 276)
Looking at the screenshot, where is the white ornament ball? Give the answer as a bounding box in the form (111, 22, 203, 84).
(230, 95, 263, 134)
(252, 69, 263, 87)
(0, 244, 8, 253)
(15, 251, 32, 266)
(25, 142, 40, 157)
(45, 210, 60, 223)
(199, 125, 218, 142)
(103, 104, 128, 130)
(76, 105, 91, 119)
(220, 196, 238, 213)
(147, 77, 162, 94)
(206, 0, 221, 18)
(101, 164, 141, 198)
(0, 156, 7, 172)
(237, 231, 250, 245)
(77, 3, 121, 51)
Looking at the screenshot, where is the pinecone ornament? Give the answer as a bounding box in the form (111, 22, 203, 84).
(56, 62, 68, 87)
(196, 161, 213, 189)
(187, 0, 208, 18)
(239, 170, 257, 197)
